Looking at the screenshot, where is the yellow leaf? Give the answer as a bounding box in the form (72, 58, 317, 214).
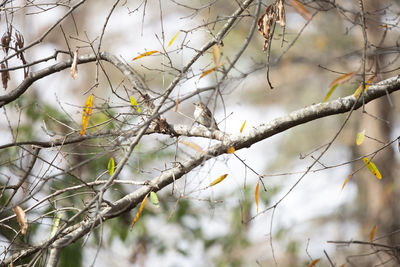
(180, 141, 205, 154)
(212, 44, 221, 67)
(208, 174, 228, 187)
(362, 158, 382, 179)
(341, 175, 352, 190)
(14, 206, 28, 235)
(308, 259, 321, 267)
(329, 72, 355, 87)
(200, 66, 218, 79)
(132, 50, 159, 61)
(353, 75, 375, 98)
(70, 49, 78, 79)
(131, 193, 148, 230)
(240, 120, 246, 133)
(166, 31, 180, 49)
(108, 157, 115, 176)
(356, 130, 365, 146)
(255, 181, 260, 214)
(227, 147, 235, 154)
(80, 94, 93, 136)
(369, 225, 377, 242)
(323, 84, 338, 102)
(289, 0, 312, 21)
(130, 96, 141, 113)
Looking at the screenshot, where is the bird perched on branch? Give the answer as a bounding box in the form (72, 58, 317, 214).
(193, 102, 219, 130)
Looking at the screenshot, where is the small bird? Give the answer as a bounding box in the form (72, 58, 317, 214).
(193, 102, 219, 130)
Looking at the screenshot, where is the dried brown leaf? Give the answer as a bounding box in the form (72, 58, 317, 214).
(277, 0, 286, 27)
(257, 5, 276, 51)
(70, 49, 78, 79)
(14, 206, 28, 235)
(1, 62, 10, 89)
(180, 141, 205, 154)
(212, 44, 221, 66)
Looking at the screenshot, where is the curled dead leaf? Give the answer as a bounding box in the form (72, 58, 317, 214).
(14, 206, 28, 235)
(277, 0, 286, 27)
(212, 44, 221, 67)
(1, 62, 10, 89)
(257, 5, 276, 51)
(70, 49, 78, 79)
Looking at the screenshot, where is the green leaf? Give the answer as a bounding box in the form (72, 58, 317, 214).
(108, 157, 115, 176)
(150, 192, 159, 208)
(50, 212, 63, 238)
(323, 84, 338, 102)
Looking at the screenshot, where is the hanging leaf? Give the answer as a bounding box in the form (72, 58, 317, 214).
(353, 75, 375, 98)
(132, 50, 159, 61)
(212, 44, 221, 67)
(131, 193, 149, 230)
(328, 72, 355, 87)
(175, 90, 180, 112)
(227, 146, 235, 154)
(257, 5, 276, 51)
(150, 192, 159, 208)
(308, 259, 321, 267)
(277, 0, 286, 27)
(130, 96, 141, 113)
(398, 138, 400, 153)
(180, 141, 205, 154)
(166, 31, 180, 49)
(323, 84, 338, 102)
(255, 180, 260, 214)
(369, 225, 377, 242)
(50, 212, 63, 238)
(108, 157, 115, 176)
(362, 158, 382, 179)
(288, 0, 312, 21)
(70, 49, 78, 79)
(356, 130, 366, 146)
(341, 174, 352, 190)
(207, 174, 228, 187)
(240, 120, 246, 133)
(80, 94, 94, 136)
(1, 62, 10, 89)
(14, 206, 28, 235)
